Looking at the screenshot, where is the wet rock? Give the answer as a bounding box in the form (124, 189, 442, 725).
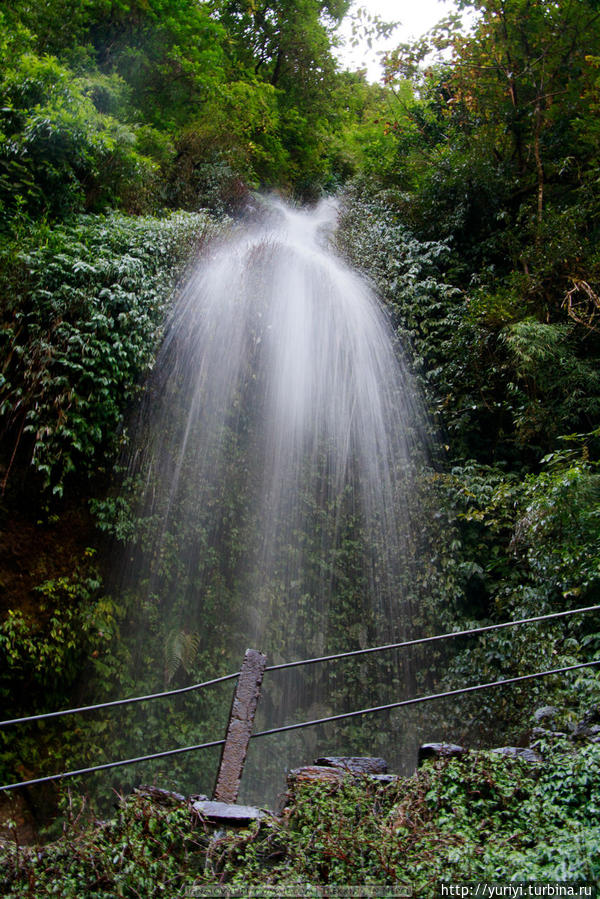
(569, 704, 600, 740)
(531, 726, 568, 739)
(287, 763, 398, 795)
(314, 756, 388, 774)
(190, 799, 268, 826)
(572, 721, 600, 740)
(491, 746, 542, 763)
(417, 743, 466, 766)
(534, 705, 559, 725)
(136, 786, 186, 805)
(288, 765, 348, 786)
(369, 773, 398, 785)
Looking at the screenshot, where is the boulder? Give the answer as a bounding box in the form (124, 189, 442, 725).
(313, 756, 388, 774)
(286, 762, 398, 797)
(533, 705, 559, 725)
(491, 746, 542, 763)
(287, 765, 348, 787)
(136, 786, 187, 805)
(571, 705, 600, 739)
(368, 773, 398, 785)
(417, 743, 466, 766)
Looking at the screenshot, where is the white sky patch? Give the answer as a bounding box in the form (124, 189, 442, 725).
(334, 0, 470, 82)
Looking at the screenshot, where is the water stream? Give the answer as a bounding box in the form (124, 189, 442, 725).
(116, 198, 430, 802)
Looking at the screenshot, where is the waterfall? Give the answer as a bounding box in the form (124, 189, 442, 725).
(115, 198, 429, 802)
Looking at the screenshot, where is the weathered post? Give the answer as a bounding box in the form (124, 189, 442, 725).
(213, 648, 267, 804)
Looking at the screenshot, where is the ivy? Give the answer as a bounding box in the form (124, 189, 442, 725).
(0, 209, 227, 496)
(2, 741, 599, 896)
(0, 563, 109, 698)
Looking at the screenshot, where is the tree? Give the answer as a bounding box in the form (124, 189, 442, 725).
(211, 0, 349, 86)
(0, 50, 154, 219)
(449, 0, 600, 235)
(383, 1, 600, 304)
(209, 0, 354, 193)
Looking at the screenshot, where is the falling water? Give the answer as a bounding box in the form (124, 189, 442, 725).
(116, 198, 429, 801)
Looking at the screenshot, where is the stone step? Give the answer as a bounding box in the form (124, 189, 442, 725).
(314, 756, 388, 774)
(191, 799, 268, 826)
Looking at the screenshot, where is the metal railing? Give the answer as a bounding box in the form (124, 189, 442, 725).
(0, 603, 598, 794)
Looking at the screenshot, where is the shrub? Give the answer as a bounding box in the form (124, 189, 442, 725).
(0, 210, 227, 496)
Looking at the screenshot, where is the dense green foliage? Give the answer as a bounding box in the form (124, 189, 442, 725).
(0, 0, 600, 883)
(0, 211, 222, 495)
(1, 734, 599, 895)
(0, 0, 385, 214)
(335, 0, 600, 745)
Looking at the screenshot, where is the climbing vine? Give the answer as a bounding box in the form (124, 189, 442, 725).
(0, 210, 226, 496)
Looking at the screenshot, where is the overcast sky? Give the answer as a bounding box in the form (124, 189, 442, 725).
(335, 0, 468, 81)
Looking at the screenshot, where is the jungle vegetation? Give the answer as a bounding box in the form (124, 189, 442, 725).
(0, 0, 600, 888)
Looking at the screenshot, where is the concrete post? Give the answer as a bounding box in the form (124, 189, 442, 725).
(213, 648, 267, 803)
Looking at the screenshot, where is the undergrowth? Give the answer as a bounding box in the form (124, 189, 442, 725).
(1, 737, 599, 897)
(0, 209, 227, 496)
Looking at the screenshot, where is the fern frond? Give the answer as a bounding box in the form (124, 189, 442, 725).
(164, 629, 201, 684)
